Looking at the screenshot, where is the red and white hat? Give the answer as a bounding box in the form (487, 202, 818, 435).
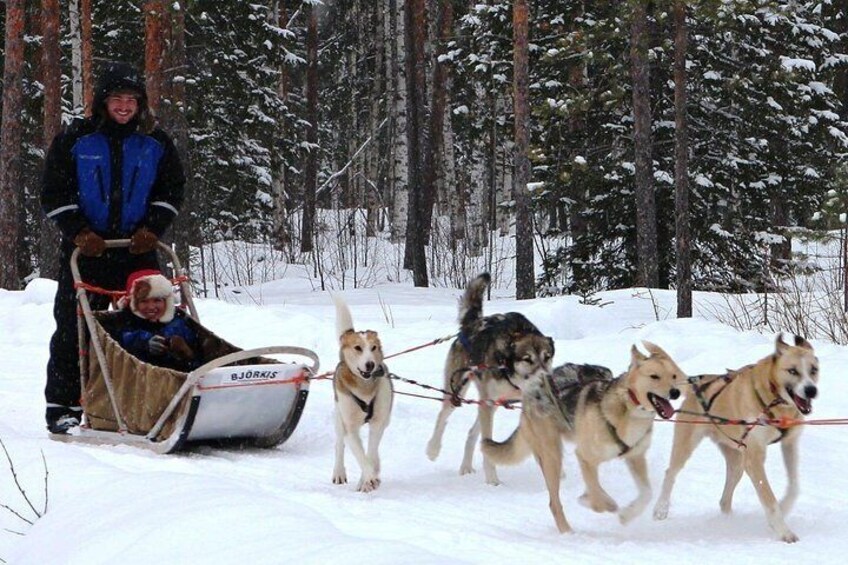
(121, 269, 175, 323)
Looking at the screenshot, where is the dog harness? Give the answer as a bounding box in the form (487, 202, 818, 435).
(349, 365, 386, 423)
(604, 418, 651, 457)
(755, 380, 791, 444)
(684, 371, 793, 448)
(350, 394, 375, 423)
(688, 372, 735, 412)
(540, 367, 651, 455)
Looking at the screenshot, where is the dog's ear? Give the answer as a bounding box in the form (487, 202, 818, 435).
(793, 334, 813, 350)
(642, 340, 669, 359)
(630, 344, 647, 365)
(547, 336, 555, 356)
(775, 333, 789, 356)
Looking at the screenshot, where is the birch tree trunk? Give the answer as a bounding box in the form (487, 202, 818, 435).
(468, 79, 489, 257)
(630, 0, 658, 288)
(390, 0, 410, 241)
(383, 0, 396, 223)
(429, 0, 451, 226)
(366, 0, 383, 237)
(0, 0, 25, 289)
(347, 2, 361, 209)
(495, 92, 512, 236)
(40, 0, 62, 280)
(673, 0, 691, 317)
(513, 0, 534, 299)
(271, 0, 291, 249)
(301, 3, 318, 253)
(81, 0, 93, 115)
(69, 0, 83, 116)
(444, 104, 463, 249)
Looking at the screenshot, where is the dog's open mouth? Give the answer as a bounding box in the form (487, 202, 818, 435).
(786, 386, 813, 415)
(359, 365, 385, 380)
(648, 393, 675, 419)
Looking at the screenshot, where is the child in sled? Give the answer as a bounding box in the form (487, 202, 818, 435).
(112, 269, 201, 372)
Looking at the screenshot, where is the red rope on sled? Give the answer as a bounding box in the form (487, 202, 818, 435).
(310, 370, 334, 381)
(383, 333, 457, 361)
(74, 281, 125, 299)
(656, 414, 848, 428)
(393, 389, 520, 409)
(74, 274, 189, 300)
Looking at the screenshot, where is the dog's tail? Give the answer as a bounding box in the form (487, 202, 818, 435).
(481, 426, 531, 465)
(458, 273, 491, 331)
(333, 294, 354, 339)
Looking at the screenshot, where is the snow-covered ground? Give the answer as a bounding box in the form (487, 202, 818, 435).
(1, 272, 846, 564)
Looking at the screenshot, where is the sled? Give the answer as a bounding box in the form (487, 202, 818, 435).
(50, 239, 319, 454)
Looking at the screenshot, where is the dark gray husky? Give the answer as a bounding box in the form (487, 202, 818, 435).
(426, 273, 555, 485)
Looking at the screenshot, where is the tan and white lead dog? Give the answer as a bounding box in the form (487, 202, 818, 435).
(482, 343, 684, 533)
(331, 295, 393, 493)
(653, 334, 819, 543)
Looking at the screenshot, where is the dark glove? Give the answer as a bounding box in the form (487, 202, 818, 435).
(147, 335, 169, 356)
(168, 336, 195, 361)
(73, 228, 106, 257)
(129, 227, 158, 254)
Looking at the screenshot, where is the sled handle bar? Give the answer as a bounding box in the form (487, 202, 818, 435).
(70, 239, 199, 321)
(147, 346, 321, 440)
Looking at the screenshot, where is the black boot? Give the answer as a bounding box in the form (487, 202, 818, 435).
(46, 405, 83, 434)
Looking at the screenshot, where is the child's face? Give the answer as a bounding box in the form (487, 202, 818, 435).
(137, 297, 167, 321)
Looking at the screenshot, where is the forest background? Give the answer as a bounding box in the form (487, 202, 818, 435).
(2, 0, 848, 317)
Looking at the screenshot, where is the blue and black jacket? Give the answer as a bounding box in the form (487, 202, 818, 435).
(41, 116, 185, 243)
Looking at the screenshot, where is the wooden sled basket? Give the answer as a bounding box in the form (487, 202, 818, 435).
(50, 239, 319, 454)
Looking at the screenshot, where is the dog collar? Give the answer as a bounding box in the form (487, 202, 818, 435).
(757, 381, 788, 415)
(627, 388, 641, 407)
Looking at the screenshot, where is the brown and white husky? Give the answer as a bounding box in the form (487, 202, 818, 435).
(331, 295, 393, 493)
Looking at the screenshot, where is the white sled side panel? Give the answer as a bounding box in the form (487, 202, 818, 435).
(186, 363, 309, 441)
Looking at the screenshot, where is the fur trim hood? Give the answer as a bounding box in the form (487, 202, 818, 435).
(122, 269, 175, 323)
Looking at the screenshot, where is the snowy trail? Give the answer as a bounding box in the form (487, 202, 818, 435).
(1, 280, 847, 563)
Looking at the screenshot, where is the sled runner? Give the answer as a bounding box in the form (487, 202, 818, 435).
(50, 239, 319, 454)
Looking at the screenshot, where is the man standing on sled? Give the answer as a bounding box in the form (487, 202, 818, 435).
(41, 61, 185, 434)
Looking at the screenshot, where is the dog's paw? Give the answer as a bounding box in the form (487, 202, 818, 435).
(357, 476, 380, 493)
(652, 502, 669, 521)
(780, 530, 799, 544)
(459, 463, 475, 475)
(618, 505, 642, 525)
(578, 493, 618, 513)
(426, 439, 441, 461)
(332, 469, 347, 485)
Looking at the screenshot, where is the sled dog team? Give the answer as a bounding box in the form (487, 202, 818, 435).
(331, 273, 820, 543)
